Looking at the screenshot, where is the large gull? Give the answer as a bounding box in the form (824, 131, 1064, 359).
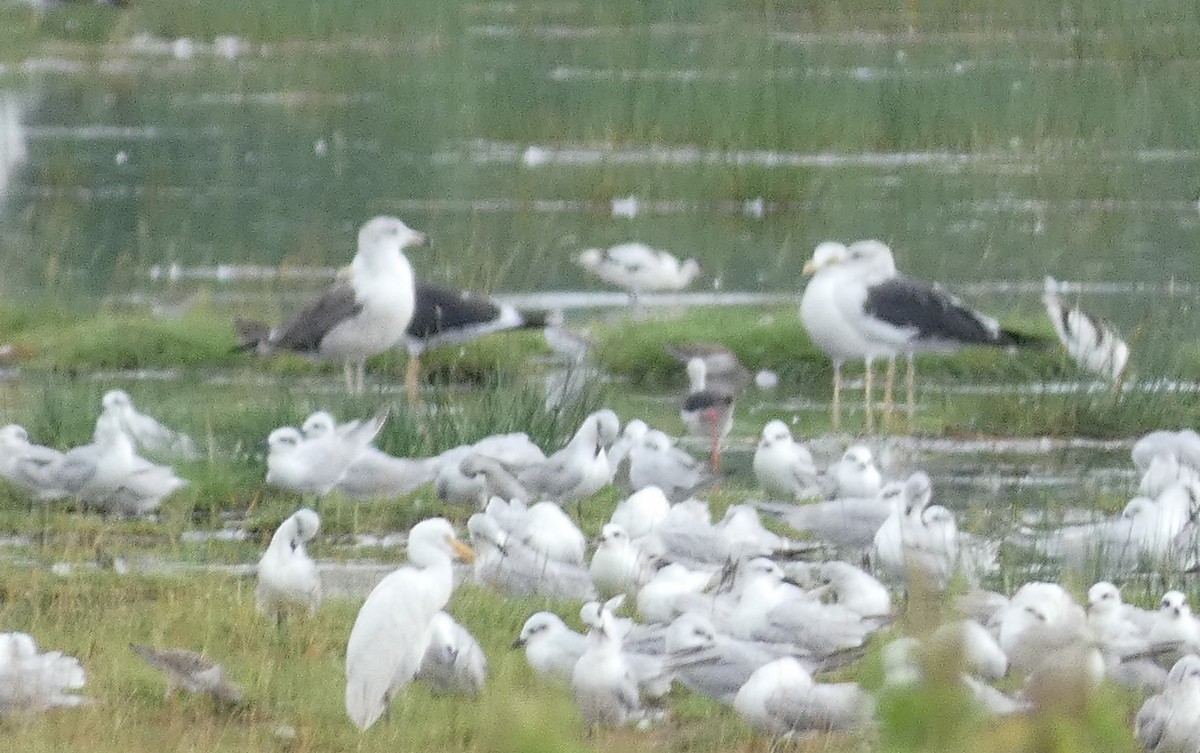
(803, 239, 1039, 429)
(236, 216, 427, 393)
(402, 281, 548, 402)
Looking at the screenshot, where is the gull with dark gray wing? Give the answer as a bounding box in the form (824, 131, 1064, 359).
(236, 215, 427, 393)
(402, 281, 548, 401)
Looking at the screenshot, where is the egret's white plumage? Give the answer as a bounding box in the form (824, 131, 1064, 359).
(344, 518, 475, 730)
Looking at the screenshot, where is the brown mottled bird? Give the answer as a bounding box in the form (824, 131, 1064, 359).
(130, 645, 244, 704)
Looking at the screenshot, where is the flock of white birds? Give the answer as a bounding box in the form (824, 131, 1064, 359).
(4, 388, 1200, 749)
(0, 217, 1177, 746)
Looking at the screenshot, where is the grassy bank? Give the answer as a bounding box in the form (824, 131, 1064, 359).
(4, 301, 1197, 443)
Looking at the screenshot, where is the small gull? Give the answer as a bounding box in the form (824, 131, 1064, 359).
(735, 656, 872, 737)
(872, 471, 959, 588)
(753, 420, 819, 500)
(1133, 430, 1200, 474)
(590, 523, 655, 599)
(517, 409, 619, 504)
(576, 242, 700, 306)
(0, 425, 67, 500)
(265, 408, 387, 495)
(466, 513, 596, 601)
(256, 508, 322, 624)
(665, 613, 807, 705)
(415, 611, 488, 695)
(826, 444, 883, 499)
(724, 558, 882, 657)
(813, 561, 892, 619)
(514, 612, 587, 683)
(627, 429, 712, 502)
(0, 632, 87, 714)
(487, 499, 587, 565)
(302, 411, 439, 499)
(637, 564, 716, 625)
(236, 216, 428, 393)
(1136, 654, 1200, 753)
(571, 602, 643, 730)
(610, 486, 671, 541)
(94, 389, 199, 460)
(1143, 591, 1200, 666)
(755, 481, 902, 550)
(344, 518, 475, 730)
(130, 644, 242, 704)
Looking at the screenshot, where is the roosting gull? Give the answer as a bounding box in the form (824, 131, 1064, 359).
(802, 239, 1039, 429)
(236, 216, 427, 394)
(402, 281, 549, 402)
(576, 242, 701, 306)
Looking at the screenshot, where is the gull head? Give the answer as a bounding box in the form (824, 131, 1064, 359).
(842, 444, 875, 471)
(101, 389, 134, 412)
(1086, 581, 1121, 612)
(679, 258, 702, 285)
(592, 409, 621, 448)
(514, 612, 567, 649)
(597, 523, 630, 549)
(802, 241, 847, 276)
(666, 613, 718, 653)
(844, 239, 897, 275)
(301, 411, 337, 440)
(1160, 590, 1190, 619)
(642, 430, 673, 453)
(358, 215, 428, 257)
(267, 427, 303, 454)
(759, 419, 792, 448)
(903, 471, 934, 515)
(0, 424, 30, 449)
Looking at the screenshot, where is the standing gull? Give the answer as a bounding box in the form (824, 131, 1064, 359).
(803, 240, 1040, 429)
(576, 242, 700, 306)
(236, 216, 427, 394)
(402, 281, 549, 402)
